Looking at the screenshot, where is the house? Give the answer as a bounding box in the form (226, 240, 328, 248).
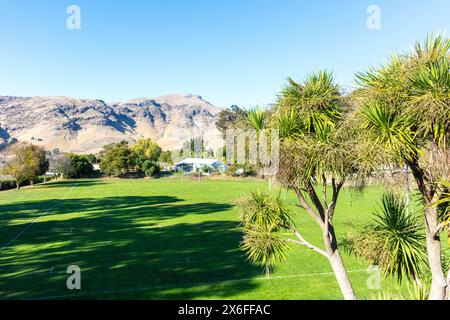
(175, 158, 228, 174)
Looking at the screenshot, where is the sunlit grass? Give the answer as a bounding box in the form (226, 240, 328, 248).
(0, 178, 416, 300)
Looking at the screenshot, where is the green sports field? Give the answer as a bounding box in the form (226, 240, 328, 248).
(0, 178, 405, 299)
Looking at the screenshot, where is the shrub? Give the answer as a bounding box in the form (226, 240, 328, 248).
(142, 160, 160, 177)
(67, 154, 95, 178)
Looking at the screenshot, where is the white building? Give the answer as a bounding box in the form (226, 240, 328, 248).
(175, 158, 228, 174)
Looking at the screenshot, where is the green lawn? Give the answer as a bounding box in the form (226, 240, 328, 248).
(0, 177, 408, 299)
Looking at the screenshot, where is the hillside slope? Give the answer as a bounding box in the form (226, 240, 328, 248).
(0, 94, 223, 154)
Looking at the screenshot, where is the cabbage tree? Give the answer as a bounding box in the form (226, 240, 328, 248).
(353, 34, 450, 300)
(242, 71, 363, 300)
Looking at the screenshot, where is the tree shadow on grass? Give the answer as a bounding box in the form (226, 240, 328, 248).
(0, 195, 261, 300)
(40, 179, 106, 189)
(0, 196, 229, 230)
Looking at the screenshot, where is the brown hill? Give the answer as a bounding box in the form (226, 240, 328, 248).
(0, 93, 224, 154)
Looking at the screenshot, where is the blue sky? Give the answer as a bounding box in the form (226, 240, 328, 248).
(0, 0, 449, 108)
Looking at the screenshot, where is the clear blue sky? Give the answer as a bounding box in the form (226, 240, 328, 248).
(0, 0, 449, 108)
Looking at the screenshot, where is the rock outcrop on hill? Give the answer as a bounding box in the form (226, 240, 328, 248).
(0, 94, 223, 154)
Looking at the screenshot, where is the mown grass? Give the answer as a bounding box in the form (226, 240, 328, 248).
(0, 177, 413, 299)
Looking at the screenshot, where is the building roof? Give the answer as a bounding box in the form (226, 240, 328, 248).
(176, 158, 224, 166)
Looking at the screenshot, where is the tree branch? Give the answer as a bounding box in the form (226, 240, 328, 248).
(294, 188, 325, 228)
(436, 222, 447, 236)
(305, 181, 326, 220)
(322, 174, 328, 210)
(328, 178, 344, 222)
(287, 226, 328, 257)
(406, 157, 431, 204)
(430, 185, 445, 236)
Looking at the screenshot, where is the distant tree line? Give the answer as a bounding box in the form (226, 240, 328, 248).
(0, 138, 174, 190)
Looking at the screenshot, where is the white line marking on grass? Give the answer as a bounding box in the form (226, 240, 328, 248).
(0, 184, 77, 252)
(29, 269, 367, 300)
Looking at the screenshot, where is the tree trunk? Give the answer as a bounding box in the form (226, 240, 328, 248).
(407, 160, 447, 300)
(446, 269, 450, 300)
(327, 249, 357, 300)
(324, 225, 357, 300)
(425, 206, 447, 300)
(16, 181, 20, 190)
(294, 184, 356, 300)
(405, 165, 412, 215)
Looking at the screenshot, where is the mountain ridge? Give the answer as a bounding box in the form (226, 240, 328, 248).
(0, 93, 224, 154)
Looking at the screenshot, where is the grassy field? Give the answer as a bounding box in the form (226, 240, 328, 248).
(0, 177, 410, 300)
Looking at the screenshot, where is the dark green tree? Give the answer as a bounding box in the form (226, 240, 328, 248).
(67, 154, 94, 178)
(215, 105, 248, 138)
(99, 141, 137, 177)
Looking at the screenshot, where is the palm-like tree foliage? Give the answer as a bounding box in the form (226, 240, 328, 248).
(413, 33, 450, 62)
(342, 193, 428, 283)
(407, 35, 449, 147)
(353, 34, 450, 299)
(239, 191, 294, 229)
(275, 71, 361, 186)
(373, 193, 428, 282)
(244, 107, 270, 176)
(355, 34, 449, 153)
(240, 227, 290, 275)
(277, 71, 343, 134)
(265, 71, 360, 299)
(408, 59, 450, 145)
(374, 282, 428, 300)
(246, 107, 266, 131)
(275, 108, 305, 139)
(359, 101, 418, 160)
(237, 192, 294, 274)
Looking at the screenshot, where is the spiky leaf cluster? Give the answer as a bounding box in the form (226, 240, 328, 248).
(237, 192, 294, 272)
